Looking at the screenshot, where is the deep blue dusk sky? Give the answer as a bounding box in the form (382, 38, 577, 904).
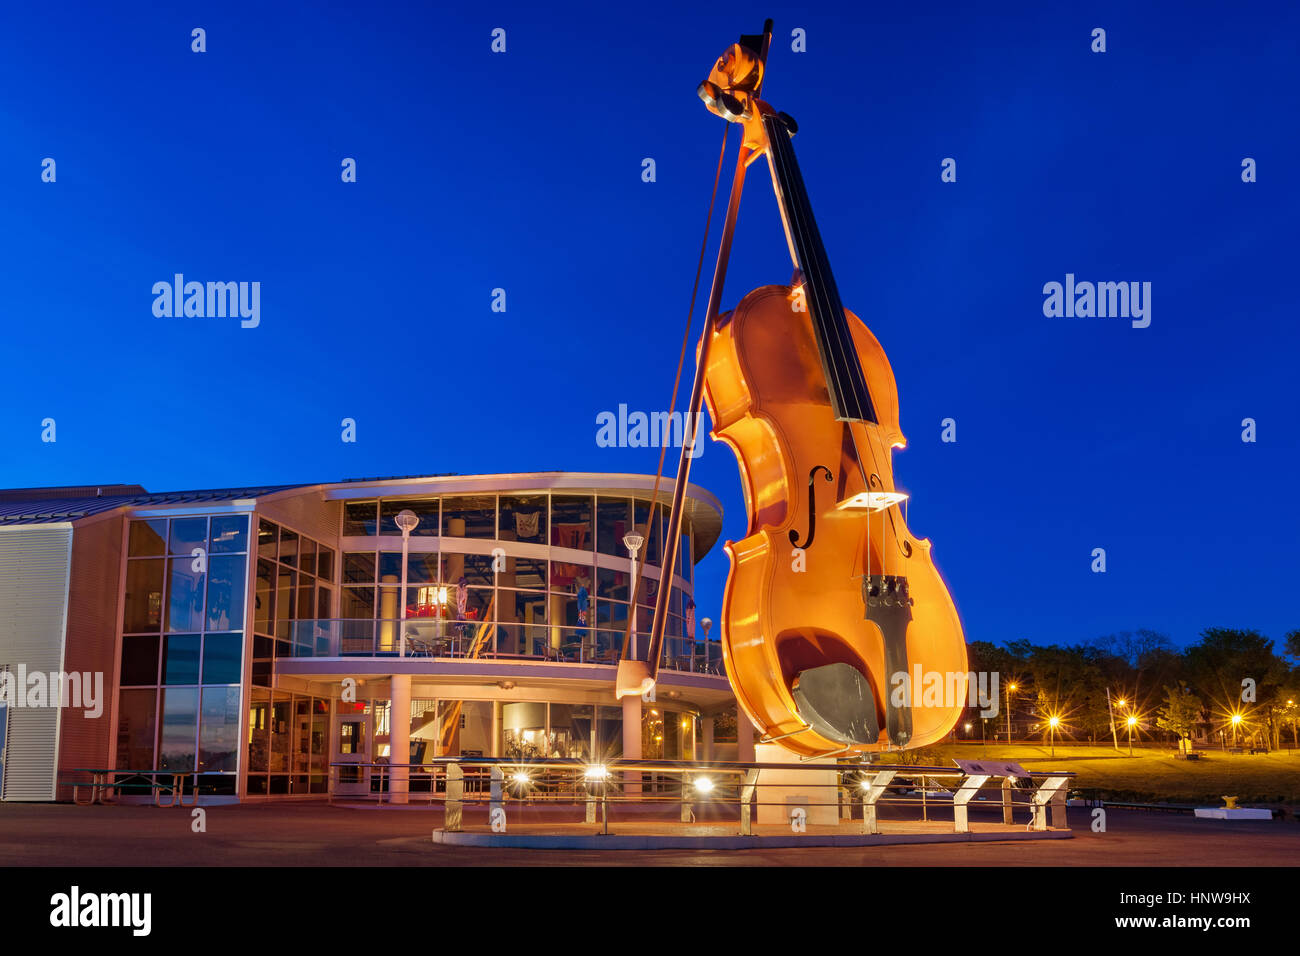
(2, 2, 1297, 651)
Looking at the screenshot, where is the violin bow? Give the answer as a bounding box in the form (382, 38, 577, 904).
(628, 19, 775, 692)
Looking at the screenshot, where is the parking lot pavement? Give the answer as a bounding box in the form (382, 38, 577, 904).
(1, 802, 1296, 866)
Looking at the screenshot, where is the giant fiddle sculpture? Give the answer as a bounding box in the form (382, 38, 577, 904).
(618, 20, 967, 757)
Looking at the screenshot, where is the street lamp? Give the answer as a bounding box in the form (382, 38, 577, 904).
(1230, 712, 1243, 747)
(623, 532, 644, 658)
(1126, 715, 1137, 756)
(1048, 714, 1060, 757)
(1006, 682, 1017, 744)
(395, 509, 419, 656)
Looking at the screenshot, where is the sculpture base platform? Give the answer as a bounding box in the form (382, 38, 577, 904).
(431, 820, 1071, 850)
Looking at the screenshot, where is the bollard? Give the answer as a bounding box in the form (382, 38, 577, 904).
(445, 764, 464, 832)
(739, 769, 759, 836)
(860, 770, 895, 835)
(489, 766, 503, 827)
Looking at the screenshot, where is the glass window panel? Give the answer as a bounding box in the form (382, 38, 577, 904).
(247, 688, 270, 772)
(158, 688, 199, 771)
(123, 558, 164, 632)
(199, 686, 241, 772)
(343, 552, 376, 583)
(120, 635, 160, 686)
(633, 500, 662, 566)
(279, 527, 299, 568)
(499, 588, 548, 628)
(270, 696, 292, 773)
(206, 554, 246, 631)
(499, 495, 547, 543)
(275, 566, 294, 637)
(165, 558, 205, 632)
(551, 495, 593, 551)
(169, 517, 207, 556)
(209, 515, 249, 554)
(257, 519, 278, 560)
(299, 537, 317, 577)
(317, 546, 335, 582)
(343, 501, 378, 536)
(505, 556, 546, 590)
(341, 586, 376, 619)
(597, 498, 632, 556)
(254, 558, 274, 634)
(162, 634, 201, 684)
(202, 633, 243, 684)
(116, 688, 157, 769)
(317, 586, 332, 619)
(406, 552, 439, 584)
(297, 582, 315, 619)
(378, 551, 403, 582)
(458, 588, 492, 625)
(597, 566, 628, 601)
(679, 528, 691, 579)
(456, 553, 495, 587)
(128, 519, 167, 557)
(548, 703, 594, 760)
(598, 705, 623, 760)
(441, 495, 496, 538)
(596, 599, 627, 631)
(380, 498, 440, 536)
(550, 560, 592, 594)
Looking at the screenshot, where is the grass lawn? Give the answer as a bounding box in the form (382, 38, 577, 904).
(925, 742, 1300, 804)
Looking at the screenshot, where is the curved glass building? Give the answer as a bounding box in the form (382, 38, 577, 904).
(0, 473, 744, 804)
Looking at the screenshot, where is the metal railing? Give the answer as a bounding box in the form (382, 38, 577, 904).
(328, 757, 1076, 835)
(290, 619, 723, 673)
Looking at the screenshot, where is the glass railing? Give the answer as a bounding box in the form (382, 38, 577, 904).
(288, 619, 723, 674)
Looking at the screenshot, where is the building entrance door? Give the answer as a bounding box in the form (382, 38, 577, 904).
(332, 702, 371, 798)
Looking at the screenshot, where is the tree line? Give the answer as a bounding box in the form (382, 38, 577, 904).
(966, 628, 1300, 749)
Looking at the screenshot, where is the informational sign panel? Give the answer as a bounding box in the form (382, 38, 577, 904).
(953, 759, 1030, 779)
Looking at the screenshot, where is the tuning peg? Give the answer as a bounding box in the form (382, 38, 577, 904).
(697, 81, 748, 122)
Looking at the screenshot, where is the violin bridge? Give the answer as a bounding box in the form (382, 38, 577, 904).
(835, 491, 908, 513)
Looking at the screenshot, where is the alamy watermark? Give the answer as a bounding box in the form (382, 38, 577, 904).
(595, 405, 704, 457)
(152, 274, 260, 328)
(0, 666, 104, 718)
(890, 667, 1000, 718)
(1042, 273, 1150, 328)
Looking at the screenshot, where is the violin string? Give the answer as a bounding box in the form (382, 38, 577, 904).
(765, 114, 908, 574)
(619, 119, 731, 664)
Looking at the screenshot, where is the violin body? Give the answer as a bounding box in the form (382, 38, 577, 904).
(705, 284, 967, 755)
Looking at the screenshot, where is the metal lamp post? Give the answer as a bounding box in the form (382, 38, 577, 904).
(1048, 714, 1060, 757)
(623, 532, 644, 659)
(395, 509, 419, 656)
(1006, 683, 1017, 744)
(701, 617, 712, 673)
(1127, 715, 1137, 757)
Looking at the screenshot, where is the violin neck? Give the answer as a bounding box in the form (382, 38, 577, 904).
(762, 112, 878, 425)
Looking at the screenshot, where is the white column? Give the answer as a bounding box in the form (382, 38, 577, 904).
(390, 674, 411, 805)
(622, 693, 642, 794)
(736, 706, 755, 763)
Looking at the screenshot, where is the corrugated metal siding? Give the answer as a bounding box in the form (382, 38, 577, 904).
(55, 517, 124, 799)
(0, 526, 71, 800)
(257, 491, 341, 551)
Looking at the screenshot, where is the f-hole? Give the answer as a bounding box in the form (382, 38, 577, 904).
(789, 465, 833, 549)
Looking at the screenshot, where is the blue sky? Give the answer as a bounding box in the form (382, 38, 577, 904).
(2, 2, 1297, 651)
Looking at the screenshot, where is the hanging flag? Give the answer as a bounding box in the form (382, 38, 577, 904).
(515, 511, 539, 539)
(576, 585, 590, 625)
